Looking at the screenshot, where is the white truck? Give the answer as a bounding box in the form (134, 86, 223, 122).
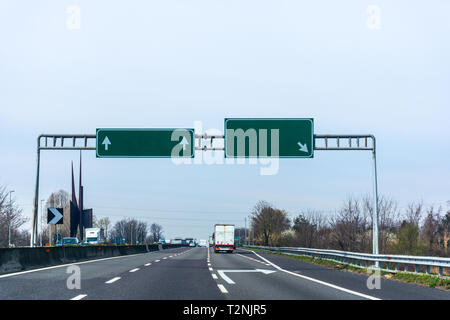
(214, 224, 235, 253)
(85, 228, 105, 245)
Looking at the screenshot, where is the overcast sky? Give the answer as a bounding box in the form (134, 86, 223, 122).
(1, 1, 449, 241)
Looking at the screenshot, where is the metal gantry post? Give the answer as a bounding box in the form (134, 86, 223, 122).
(31, 134, 96, 247)
(371, 137, 380, 267)
(313, 134, 380, 266)
(31, 137, 41, 247)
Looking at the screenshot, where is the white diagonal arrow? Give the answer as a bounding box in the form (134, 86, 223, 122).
(297, 141, 308, 153)
(48, 208, 63, 224)
(217, 269, 276, 284)
(102, 136, 111, 151)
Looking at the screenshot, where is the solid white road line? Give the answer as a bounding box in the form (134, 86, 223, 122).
(248, 250, 380, 300)
(212, 273, 218, 280)
(217, 284, 228, 294)
(105, 277, 121, 284)
(71, 294, 87, 300)
(129, 268, 140, 273)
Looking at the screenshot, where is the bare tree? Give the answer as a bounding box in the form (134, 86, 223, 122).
(404, 201, 423, 226)
(421, 206, 442, 255)
(149, 223, 164, 243)
(95, 217, 111, 239)
(329, 198, 368, 252)
(109, 218, 148, 244)
(0, 185, 29, 247)
(251, 200, 290, 246)
(292, 210, 327, 248)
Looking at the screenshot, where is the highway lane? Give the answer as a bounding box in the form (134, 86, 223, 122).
(209, 248, 369, 300)
(234, 248, 450, 300)
(0, 247, 194, 300)
(83, 246, 223, 300)
(0, 247, 448, 300)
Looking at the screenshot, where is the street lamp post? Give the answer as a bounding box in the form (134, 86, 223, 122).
(244, 218, 247, 246)
(8, 191, 15, 248)
(40, 199, 45, 247)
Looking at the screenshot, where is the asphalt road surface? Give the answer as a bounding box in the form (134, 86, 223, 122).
(0, 247, 448, 300)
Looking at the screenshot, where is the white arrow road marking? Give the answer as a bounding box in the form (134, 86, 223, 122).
(48, 208, 63, 224)
(297, 141, 308, 153)
(102, 136, 111, 151)
(180, 136, 189, 150)
(217, 269, 276, 284)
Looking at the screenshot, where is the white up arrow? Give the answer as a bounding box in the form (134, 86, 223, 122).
(297, 141, 308, 153)
(102, 136, 111, 151)
(48, 208, 63, 224)
(217, 269, 276, 284)
(180, 136, 189, 151)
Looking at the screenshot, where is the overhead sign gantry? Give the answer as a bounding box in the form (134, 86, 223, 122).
(30, 118, 380, 266)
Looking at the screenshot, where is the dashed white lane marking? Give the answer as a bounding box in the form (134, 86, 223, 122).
(71, 294, 87, 300)
(247, 249, 380, 301)
(209, 267, 213, 271)
(163, 257, 168, 259)
(105, 277, 121, 284)
(217, 284, 228, 294)
(208, 263, 211, 266)
(169, 256, 173, 258)
(212, 273, 218, 280)
(144, 263, 151, 266)
(129, 268, 140, 273)
(155, 260, 160, 262)
(0, 250, 160, 279)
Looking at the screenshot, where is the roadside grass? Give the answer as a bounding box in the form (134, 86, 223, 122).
(247, 247, 450, 291)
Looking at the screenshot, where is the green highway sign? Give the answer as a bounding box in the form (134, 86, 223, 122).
(96, 128, 194, 158)
(224, 118, 314, 158)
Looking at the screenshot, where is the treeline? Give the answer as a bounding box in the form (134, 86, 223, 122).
(250, 198, 450, 257)
(108, 218, 164, 244)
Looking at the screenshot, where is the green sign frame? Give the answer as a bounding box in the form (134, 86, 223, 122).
(224, 118, 314, 158)
(96, 128, 194, 158)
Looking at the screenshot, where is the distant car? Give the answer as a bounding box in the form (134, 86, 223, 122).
(189, 242, 195, 247)
(61, 237, 79, 246)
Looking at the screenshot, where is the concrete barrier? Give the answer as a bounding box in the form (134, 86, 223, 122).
(0, 244, 186, 274)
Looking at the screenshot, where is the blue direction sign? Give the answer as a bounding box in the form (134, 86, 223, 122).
(47, 208, 64, 225)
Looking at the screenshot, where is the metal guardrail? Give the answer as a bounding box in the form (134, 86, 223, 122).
(245, 245, 450, 277)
